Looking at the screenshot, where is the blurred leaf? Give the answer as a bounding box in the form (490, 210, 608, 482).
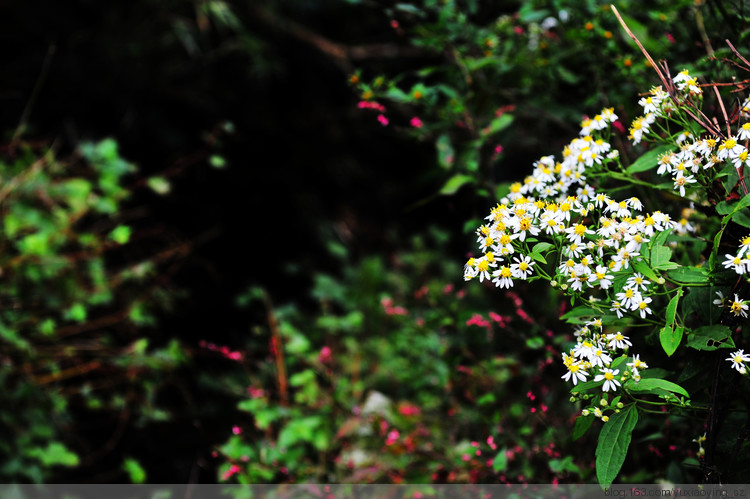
(123, 458, 146, 484)
(110, 225, 131, 245)
(147, 176, 171, 195)
(439, 174, 474, 195)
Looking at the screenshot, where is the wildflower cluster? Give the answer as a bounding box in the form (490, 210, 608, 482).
(629, 70, 750, 209)
(463, 105, 686, 400)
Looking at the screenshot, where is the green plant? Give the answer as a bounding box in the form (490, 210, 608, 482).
(463, 10, 750, 483)
(0, 139, 188, 482)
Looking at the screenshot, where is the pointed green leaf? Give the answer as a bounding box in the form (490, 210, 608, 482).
(493, 448, 508, 472)
(624, 378, 689, 398)
(439, 175, 474, 195)
(573, 414, 594, 440)
(596, 404, 638, 486)
(667, 267, 708, 284)
(632, 259, 659, 282)
(659, 325, 683, 357)
(626, 145, 673, 174)
(665, 289, 683, 325)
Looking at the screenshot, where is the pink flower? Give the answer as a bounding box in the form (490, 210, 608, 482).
(377, 114, 389, 126)
(232, 426, 242, 435)
(319, 346, 332, 364)
(222, 465, 241, 481)
(386, 430, 400, 446)
(398, 403, 421, 417)
(410, 117, 423, 128)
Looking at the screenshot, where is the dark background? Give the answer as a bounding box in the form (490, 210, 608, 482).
(3, 0, 487, 481)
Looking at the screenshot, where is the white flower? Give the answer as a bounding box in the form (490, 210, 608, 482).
(713, 291, 725, 307)
(723, 254, 748, 274)
(606, 332, 632, 350)
(729, 294, 749, 318)
(510, 255, 535, 280)
(627, 354, 648, 377)
(726, 350, 750, 374)
(625, 273, 650, 291)
(636, 296, 653, 318)
(615, 288, 642, 310)
(594, 368, 622, 392)
(673, 172, 697, 197)
(491, 265, 514, 289)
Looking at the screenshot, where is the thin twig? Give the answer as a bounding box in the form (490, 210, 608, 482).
(12, 43, 56, 145)
(726, 40, 750, 72)
(611, 6, 668, 87)
(714, 85, 732, 137)
(611, 5, 724, 138)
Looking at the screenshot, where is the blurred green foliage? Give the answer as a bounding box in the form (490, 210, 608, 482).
(0, 139, 186, 482)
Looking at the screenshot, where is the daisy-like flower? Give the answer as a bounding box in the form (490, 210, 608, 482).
(673, 172, 697, 197)
(723, 253, 748, 274)
(594, 368, 622, 392)
(729, 294, 749, 318)
(572, 339, 596, 361)
(732, 149, 750, 169)
(510, 255, 535, 280)
(636, 296, 653, 318)
(726, 350, 750, 374)
(589, 265, 613, 289)
(464, 258, 478, 281)
(738, 235, 750, 258)
(717, 137, 744, 160)
(629, 114, 655, 145)
(606, 331, 632, 350)
(627, 354, 648, 378)
(610, 300, 624, 318)
(738, 122, 750, 141)
(565, 222, 594, 245)
(475, 256, 495, 282)
(589, 346, 613, 368)
(492, 265, 514, 289)
(625, 273, 650, 291)
(562, 360, 589, 385)
(615, 287, 642, 310)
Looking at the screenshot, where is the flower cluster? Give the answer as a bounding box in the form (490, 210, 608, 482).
(629, 70, 750, 204)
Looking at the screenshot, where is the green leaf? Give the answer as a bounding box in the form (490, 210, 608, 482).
(123, 458, 147, 484)
(626, 145, 673, 174)
(561, 306, 600, 324)
(667, 266, 708, 284)
(28, 442, 79, 468)
(632, 259, 659, 282)
(209, 155, 226, 169)
(596, 404, 638, 487)
(531, 242, 554, 254)
(492, 448, 508, 472)
(686, 325, 734, 351)
(651, 246, 677, 270)
(436, 134, 454, 169)
(110, 225, 131, 245)
(482, 114, 513, 137)
(439, 174, 474, 195)
(625, 378, 689, 398)
(721, 193, 750, 225)
(665, 289, 683, 325)
(147, 176, 171, 195)
(659, 325, 683, 357)
(573, 414, 594, 440)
